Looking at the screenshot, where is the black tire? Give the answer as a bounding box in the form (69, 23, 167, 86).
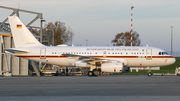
(147, 72, 152, 77)
(88, 71, 94, 77)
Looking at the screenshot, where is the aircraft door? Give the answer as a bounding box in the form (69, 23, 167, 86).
(146, 48, 152, 60)
(103, 50, 106, 57)
(40, 48, 46, 59)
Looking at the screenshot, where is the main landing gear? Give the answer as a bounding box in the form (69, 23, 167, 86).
(88, 70, 100, 77)
(88, 63, 100, 77)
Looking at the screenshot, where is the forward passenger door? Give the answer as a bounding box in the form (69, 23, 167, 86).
(146, 48, 152, 60)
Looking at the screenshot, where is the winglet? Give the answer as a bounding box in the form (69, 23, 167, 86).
(8, 16, 44, 48)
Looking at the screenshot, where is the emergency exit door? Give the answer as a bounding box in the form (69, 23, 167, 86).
(40, 48, 46, 59)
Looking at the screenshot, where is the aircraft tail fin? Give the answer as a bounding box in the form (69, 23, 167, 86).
(8, 16, 43, 48)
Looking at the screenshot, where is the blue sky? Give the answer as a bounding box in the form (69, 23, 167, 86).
(0, 0, 180, 52)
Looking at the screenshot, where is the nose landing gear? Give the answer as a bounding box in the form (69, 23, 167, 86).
(147, 72, 153, 76)
(147, 67, 153, 77)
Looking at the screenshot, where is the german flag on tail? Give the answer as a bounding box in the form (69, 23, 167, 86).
(17, 24, 22, 28)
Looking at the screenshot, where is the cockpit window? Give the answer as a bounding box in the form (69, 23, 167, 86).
(162, 52, 168, 55)
(159, 52, 161, 55)
(159, 52, 168, 55)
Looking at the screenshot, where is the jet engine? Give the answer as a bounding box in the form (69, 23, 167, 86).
(101, 62, 124, 73)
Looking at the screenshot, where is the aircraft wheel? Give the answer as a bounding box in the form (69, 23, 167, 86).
(88, 71, 94, 77)
(147, 72, 152, 77)
(93, 71, 100, 77)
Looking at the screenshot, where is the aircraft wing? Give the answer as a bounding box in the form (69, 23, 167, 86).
(62, 54, 111, 63)
(4, 48, 28, 54)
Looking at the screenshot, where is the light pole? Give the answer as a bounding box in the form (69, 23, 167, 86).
(171, 26, 173, 56)
(40, 19, 46, 43)
(39, 19, 45, 70)
(131, 6, 134, 46)
(85, 39, 88, 46)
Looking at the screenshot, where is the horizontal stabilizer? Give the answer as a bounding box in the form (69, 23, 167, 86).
(5, 48, 28, 54)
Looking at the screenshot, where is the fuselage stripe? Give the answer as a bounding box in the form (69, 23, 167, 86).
(18, 56, 174, 59)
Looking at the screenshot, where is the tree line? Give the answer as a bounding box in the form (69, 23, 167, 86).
(29, 21, 74, 46)
(112, 31, 141, 46)
(29, 20, 141, 46)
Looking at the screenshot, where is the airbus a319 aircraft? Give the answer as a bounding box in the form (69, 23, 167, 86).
(6, 16, 176, 77)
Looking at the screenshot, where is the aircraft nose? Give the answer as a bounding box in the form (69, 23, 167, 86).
(170, 57, 176, 64)
(173, 57, 176, 63)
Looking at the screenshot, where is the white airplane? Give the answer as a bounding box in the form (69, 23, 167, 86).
(5, 16, 176, 77)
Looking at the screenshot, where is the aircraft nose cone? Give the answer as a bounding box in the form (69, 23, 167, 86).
(169, 57, 176, 65)
(165, 57, 176, 66)
(172, 57, 176, 64)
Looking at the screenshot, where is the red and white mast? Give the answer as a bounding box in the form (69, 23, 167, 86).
(131, 6, 134, 46)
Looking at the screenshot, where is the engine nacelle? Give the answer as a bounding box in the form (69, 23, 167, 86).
(101, 62, 124, 73)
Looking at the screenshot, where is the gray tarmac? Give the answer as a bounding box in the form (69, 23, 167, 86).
(0, 75, 180, 101)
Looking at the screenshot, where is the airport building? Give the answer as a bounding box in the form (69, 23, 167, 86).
(0, 25, 28, 76)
